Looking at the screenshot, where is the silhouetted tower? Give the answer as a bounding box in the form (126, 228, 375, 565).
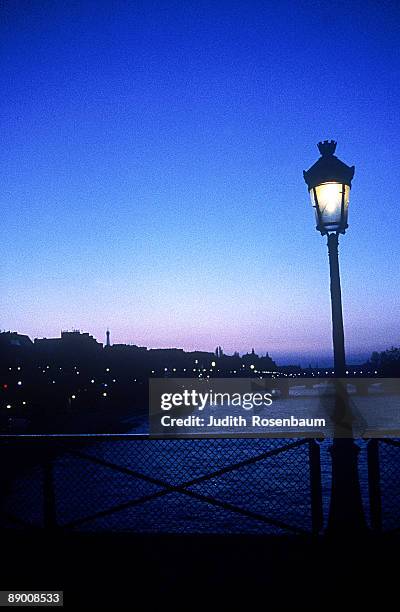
(215, 346, 223, 358)
(106, 329, 111, 348)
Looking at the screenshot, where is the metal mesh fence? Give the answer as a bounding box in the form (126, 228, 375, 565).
(0, 437, 322, 535)
(2, 436, 400, 534)
(373, 440, 400, 532)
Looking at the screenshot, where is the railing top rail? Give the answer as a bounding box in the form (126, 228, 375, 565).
(0, 433, 316, 441)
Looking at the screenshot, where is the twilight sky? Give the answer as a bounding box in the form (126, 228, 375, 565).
(1, 0, 400, 365)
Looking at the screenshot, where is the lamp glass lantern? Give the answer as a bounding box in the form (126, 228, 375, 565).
(303, 140, 355, 235)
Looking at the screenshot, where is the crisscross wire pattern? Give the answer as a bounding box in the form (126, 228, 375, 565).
(373, 439, 400, 532)
(0, 436, 323, 534)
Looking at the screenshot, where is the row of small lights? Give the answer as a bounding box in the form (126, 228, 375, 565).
(2, 360, 379, 409)
(3, 367, 378, 383)
(6, 363, 377, 375)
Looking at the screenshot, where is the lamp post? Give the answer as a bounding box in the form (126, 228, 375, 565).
(303, 141, 367, 533)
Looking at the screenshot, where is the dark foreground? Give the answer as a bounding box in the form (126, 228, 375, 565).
(2, 531, 398, 608)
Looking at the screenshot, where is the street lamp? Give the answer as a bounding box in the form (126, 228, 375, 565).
(303, 141, 367, 533)
(303, 140, 354, 377)
(304, 139, 354, 238)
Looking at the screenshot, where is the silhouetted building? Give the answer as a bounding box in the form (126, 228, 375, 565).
(0, 332, 34, 369)
(0, 331, 33, 349)
(34, 331, 102, 366)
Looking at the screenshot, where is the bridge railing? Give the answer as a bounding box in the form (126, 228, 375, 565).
(1, 435, 399, 535)
(0, 435, 323, 535)
(367, 438, 400, 533)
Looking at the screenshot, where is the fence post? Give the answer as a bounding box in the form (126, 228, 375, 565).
(309, 439, 323, 534)
(43, 454, 57, 530)
(367, 439, 382, 533)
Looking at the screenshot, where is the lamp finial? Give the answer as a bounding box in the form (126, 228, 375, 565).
(317, 140, 337, 156)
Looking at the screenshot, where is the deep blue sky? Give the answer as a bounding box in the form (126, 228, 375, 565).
(1, 0, 400, 365)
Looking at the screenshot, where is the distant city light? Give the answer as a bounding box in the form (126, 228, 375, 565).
(91, 379, 95, 383)
(250, 364, 255, 369)
(211, 361, 216, 367)
(6, 404, 11, 409)
(71, 395, 76, 400)
(102, 392, 107, 397)
(106, 368, 110, 372)
(195, 360, 198, 364)
(17, 366, 21, 371)
(22, 401, 26, 405)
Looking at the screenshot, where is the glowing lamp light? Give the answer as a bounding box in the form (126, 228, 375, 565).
(303, 140, 354, 235)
